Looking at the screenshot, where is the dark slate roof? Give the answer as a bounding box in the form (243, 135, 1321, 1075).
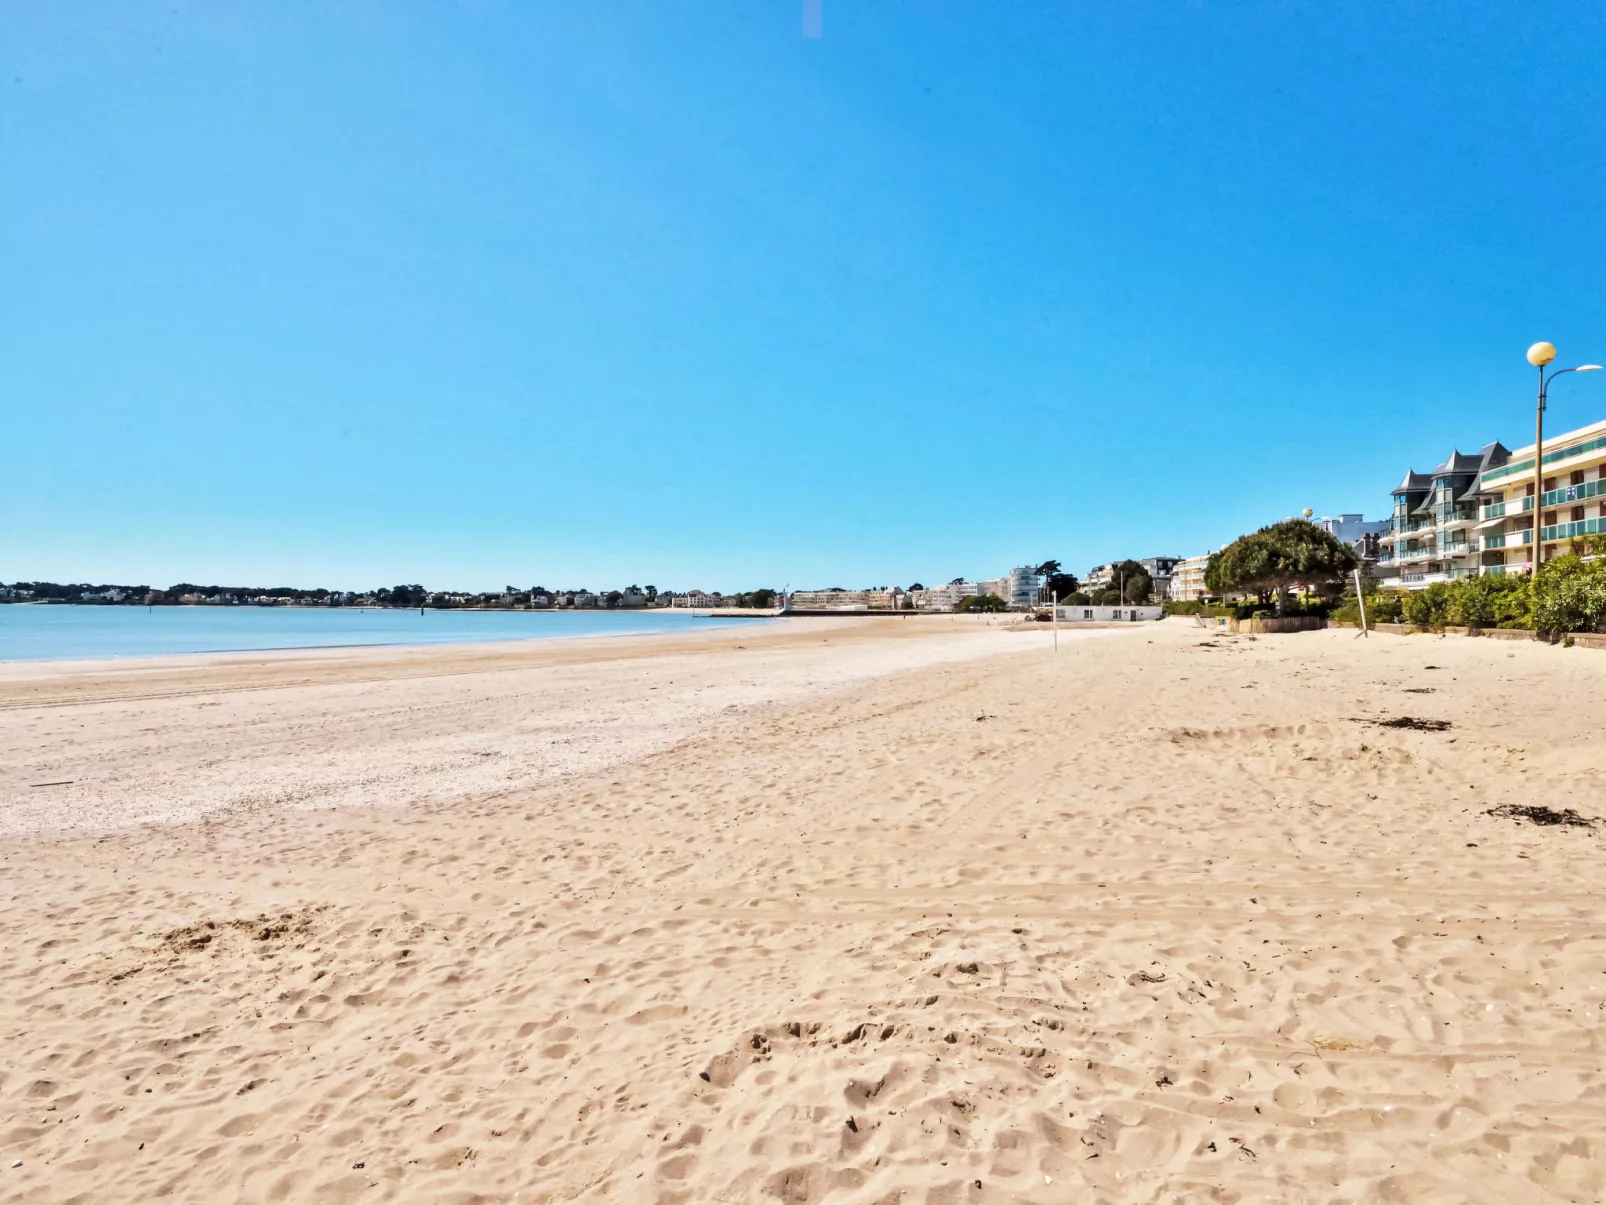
(1392, 470, 1432, 494)
(1477, 440, 1510, 473)
(1432, 449, 1485, 477)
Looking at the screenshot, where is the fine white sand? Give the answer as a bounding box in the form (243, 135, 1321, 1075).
(3, 618, 1605, 1203)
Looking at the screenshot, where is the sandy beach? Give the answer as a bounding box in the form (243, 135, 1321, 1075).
(3, 617, 1606, 1203)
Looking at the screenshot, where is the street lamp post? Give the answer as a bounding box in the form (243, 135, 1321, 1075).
(1526, 343, 1603, 573)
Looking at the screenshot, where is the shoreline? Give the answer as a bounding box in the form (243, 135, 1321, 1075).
(0, 615, 1097, 838)
(0, 608, 778, 670)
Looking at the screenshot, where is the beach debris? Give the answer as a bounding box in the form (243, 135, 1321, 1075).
(1403, 687, 1435, 694)
(1126, 970, 1166, 986)
(28, 780, 74, 788)
(1487, 804, 1598, 829)
(1354, 716, 1452, 731)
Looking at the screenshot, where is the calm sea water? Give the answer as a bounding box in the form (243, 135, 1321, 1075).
(0, 606, 761, 663)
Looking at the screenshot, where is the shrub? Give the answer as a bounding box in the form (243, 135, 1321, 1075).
(1402, 581, 1455, 629)
(1531, 556, 1606, 636)
(1163, 600, 1204, 616)
(1445, 572, 1529, 629)
(1332, 587, 1405, 626)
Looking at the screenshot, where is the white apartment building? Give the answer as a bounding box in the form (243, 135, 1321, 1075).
(907, 582, 976, 611)
(1474, 417, 1606, 576)
(1168, 553, 1212, 601)
(906, 569, 1040, 611)
(787, 588, 906, 611)
(1377, 443, 1509, 588)
(1001, 566, 1042, 608)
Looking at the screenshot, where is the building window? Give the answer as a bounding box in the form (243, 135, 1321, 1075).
(1573, 506, 1586, 523)
(1572, 470, 1587, 486)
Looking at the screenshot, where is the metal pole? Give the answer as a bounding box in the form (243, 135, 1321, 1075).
(1354, 566, 1368, 637)
(1052, 590, 1058, 651)
(1534, 365, 1545, 576)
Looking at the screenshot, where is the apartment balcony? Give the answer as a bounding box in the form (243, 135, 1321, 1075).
(1395, 547, 1438, 564)
(1400, 566, 1487, 587)
(1540, 516, 1606, 543)
(1542, 478, 1606, 508)
(1483, 497, 1534, 520)
(1488, 521, 1603, 545)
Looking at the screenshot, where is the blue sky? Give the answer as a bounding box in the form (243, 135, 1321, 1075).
(7, 2, 1606, 592)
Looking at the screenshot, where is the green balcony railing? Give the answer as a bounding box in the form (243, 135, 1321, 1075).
(1482, 497, 1534, 520)
(1392, 518, 1435, 535)
(1484, 518, 1604, 545)
(1482, 434, 1606, 485)
(1540, 516, 1606, 543)
(1541, 477, 1606, 508)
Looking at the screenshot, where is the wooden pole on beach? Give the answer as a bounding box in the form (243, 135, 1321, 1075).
(1353, 567, 1368, 638)
(1052, 590, 1058, 651)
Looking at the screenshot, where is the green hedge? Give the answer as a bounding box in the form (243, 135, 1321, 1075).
(1338, 557, 1606, 635)
(1163, 598, 1331, 620)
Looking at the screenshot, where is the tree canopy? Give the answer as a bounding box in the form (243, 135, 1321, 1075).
(1205, 519, 1357, 613)
(1091, 560, 1152, 606)
(1043, 570, 1080, 601)
(954, 593, 1008, 613)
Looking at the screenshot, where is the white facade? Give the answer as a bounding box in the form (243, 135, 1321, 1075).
(787, 588, 904, 611)
(1054, 605, 1164, 623)
(1002, 567, 1042, 609)
(1168, 554, 1213, 601)
(907, 583, 976, 611)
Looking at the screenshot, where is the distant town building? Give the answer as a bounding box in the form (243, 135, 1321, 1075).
(1168, 553, 1214, 601)
(1001, 566, 1042, 609)
(787, 588, 906, 612)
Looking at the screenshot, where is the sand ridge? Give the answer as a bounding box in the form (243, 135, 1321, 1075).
(3, 621, 1606, 1202)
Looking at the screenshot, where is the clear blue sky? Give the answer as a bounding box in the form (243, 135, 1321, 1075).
(7, 2, 1606, 592)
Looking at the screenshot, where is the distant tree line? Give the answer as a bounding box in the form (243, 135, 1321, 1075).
(0, 579, 783, 609)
